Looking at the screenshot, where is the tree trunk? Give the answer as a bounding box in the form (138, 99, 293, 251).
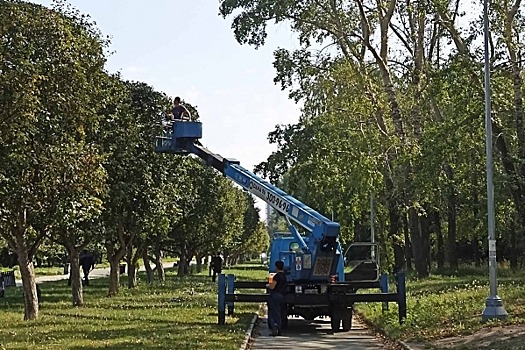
(403, 213, 412, 271)
(16, 235, 39, 320)
(154, 248, 165, 282)
(69, 248, 83, 306)
(447, 196, 458, 269)
(126, 244, 144, 289)
(434, 211, 445, 269)
(386, 179, 405, 270)
(106, 243, 125, 296)
(409, 207, 429, 278)
(126, 245, 141, 289)
(420, 207, 432, 273)
(196, 255, 203, 273)
(444, 165, 458, 268)
(127, 259, 137, 288)
(178, 252, 187, 276)
(142, 249, 154, 284)
(108, 257, 120, 296)
(510, 218, 518, 271)
(472, 237, 482, 267)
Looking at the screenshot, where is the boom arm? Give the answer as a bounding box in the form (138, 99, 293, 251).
(156, 121, 342, 281)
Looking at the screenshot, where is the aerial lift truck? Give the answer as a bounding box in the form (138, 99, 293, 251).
(155, 120, 406, 331)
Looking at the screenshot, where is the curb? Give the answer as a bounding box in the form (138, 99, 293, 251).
(240, 303, 263, 350)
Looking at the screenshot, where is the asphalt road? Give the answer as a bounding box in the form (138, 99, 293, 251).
(249, 313, 393, 350)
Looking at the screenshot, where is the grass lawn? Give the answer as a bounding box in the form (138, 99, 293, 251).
(0, 264, 268, 350)
(357, 266, 525, 348)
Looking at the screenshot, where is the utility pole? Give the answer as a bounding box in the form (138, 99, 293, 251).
(481, 0, 507, 321)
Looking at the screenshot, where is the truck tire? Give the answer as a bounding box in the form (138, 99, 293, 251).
(342, 308, 353, 331)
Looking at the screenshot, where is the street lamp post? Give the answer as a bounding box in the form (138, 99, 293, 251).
(481, 0, 507, 321)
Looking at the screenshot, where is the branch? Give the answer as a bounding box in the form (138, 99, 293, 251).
(389, 22, 413, 54)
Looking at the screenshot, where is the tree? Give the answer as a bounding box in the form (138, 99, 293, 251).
(97, 78, 177, 294)
(0, 0, 111, 318)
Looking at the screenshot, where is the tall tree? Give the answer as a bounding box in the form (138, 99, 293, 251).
(0, 0, 110, 318)
(97, 79, 175, 295)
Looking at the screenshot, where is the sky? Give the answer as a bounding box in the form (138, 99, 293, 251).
(32, 0, 302, 216)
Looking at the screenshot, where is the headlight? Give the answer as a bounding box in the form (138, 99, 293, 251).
(295, 285, 303, 293)
(320, 285, 328, 294)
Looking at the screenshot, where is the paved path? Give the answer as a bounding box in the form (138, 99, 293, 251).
(15, 262, 177, 287)
(15, 267, 110, 287)
(249, 309, 393, 350)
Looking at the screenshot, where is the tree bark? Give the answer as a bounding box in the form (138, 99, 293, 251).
(420, 206, 432, 273)
(142, 249, 154, 284)
(154, 247, 165, 282)
(434, 211, 445, 269)
(127, 259, 137, 288)
(409, 207, 429, 278)
(16, 233, 38, 320)
(403, 214, 412, 271)
(125, 244, 141, 289)
(178, 251, 187, 276)
(510, 218, 518, 270)
(106, 242, 125, 296)
(388, 199, 405, 270)
(444, 165, 458, 268)
(108, 257, 120, 296)
(69, 248, 83, 306)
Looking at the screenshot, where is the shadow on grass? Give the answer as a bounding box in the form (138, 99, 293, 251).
(64, 323, 243, 350)
(3, 319, 250, 350)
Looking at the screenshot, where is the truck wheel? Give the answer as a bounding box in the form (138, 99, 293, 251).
(330, 316, 340, 331)
(342, 308, 353, 331)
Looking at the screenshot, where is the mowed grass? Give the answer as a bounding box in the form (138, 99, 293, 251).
(0, 264, 268, 350)
(357, 267, 525, 342)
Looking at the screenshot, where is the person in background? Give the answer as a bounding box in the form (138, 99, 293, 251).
(79, 251, 95, 286)
(266, 260, 287, 336)
(211, 253, 223, 282)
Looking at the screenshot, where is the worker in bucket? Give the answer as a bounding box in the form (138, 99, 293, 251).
(265, 260, 287, 336)
(167, 96, 191, 121)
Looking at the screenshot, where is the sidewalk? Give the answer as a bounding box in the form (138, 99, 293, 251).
(15, 262, 176, 287)
(15, 267, 110, 287)
(249, 307, 393, 350)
